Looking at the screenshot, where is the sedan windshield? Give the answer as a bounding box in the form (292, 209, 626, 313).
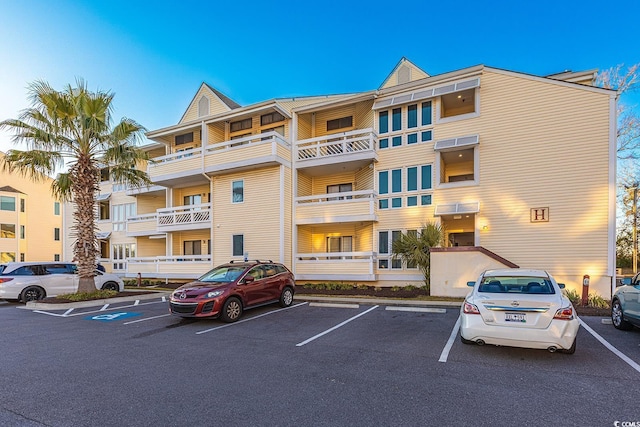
(199, 266, 246, 283)
(478, 276, 555, 294)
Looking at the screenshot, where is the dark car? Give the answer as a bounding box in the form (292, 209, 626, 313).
(612, 274, 640, 330)
(169, 260, 295, 322)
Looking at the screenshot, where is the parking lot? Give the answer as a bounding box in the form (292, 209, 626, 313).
(1, 295, 639, 426)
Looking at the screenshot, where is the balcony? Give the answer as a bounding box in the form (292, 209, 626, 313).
(157, 203, 211, 232)
(125, 255, 212, 279)
(295, 128, 378, 175)
(203, 131, 291, 176)
(295, 190, 378, 224)
(127, 213, 159, 236)
(147, 147, 208, 188)
(295, 252, 376, 281)
(126, 203, 211, 235)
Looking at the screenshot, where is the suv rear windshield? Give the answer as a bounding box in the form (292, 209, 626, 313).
(478, 276, 555, 294)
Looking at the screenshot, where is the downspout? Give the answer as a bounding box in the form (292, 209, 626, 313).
(201, 120, 213, 269)
(291, 112, 298, 273)
(609, 91, 619, 298)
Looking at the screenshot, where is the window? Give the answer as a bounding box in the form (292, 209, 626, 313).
(20, 199, 25, 213)
(261, 111, 285, 126)
(112, 203, 136, 231)
(20, 225, 25, 239)
(327, 183, 352, 200)
(175, 132, 194, 146)
(99, 200, 110, 220)
(54, 228, 60, 241)
(54, 202, 60, 215)
(184, 240, 202, 256)
(1, 252, 15, 263)
(379, 165, 433, 210)
(230, 118, 252, 132)
(184, 194, 202, 206)
(261, 125, 284, 140)
(377, 101, 433, 149)
(327, 236, 352, 259)
(19, 253, 24, 262)
(392, 108, 401, 131)
(1, 224, 15, 238)
(112, 243, 135, 271)
(54, 254, 61, 262)
(232, 234, 244, 257)
(379, 111, 388, 134)
(1, 196, 15, 211)
(100, 168, 110, 182)
(327, 116, 353, 131)
(378, 230, 412, 270)
(440, 89, 476, 119)
(232, 181, 244, 203)
(198, 96, 209, 117)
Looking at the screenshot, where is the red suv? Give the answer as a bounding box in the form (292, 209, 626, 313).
(169, 260, 295, 322)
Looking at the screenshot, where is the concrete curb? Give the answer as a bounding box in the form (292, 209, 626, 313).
(294, 295, 462, 308)
(22, 290, 171, 310)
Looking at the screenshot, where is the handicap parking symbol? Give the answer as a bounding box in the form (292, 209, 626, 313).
(86, 312, 141, 322)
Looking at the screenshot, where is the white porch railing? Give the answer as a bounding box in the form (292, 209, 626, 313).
(296, 189, 377, 204)
(204, 131, 289, 153)
(152, 147, 204, 165)
(296, 128, 377, 161)
(295, 251, 376, 279)
(157, 203, 211, 227)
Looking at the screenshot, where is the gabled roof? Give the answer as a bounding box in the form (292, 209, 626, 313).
(0, 185, 23, 194)
(178, 83, 241, 124)
(379, 57, 430, 90)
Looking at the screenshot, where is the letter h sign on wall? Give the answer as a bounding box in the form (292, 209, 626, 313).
(530, 207, 549, 223)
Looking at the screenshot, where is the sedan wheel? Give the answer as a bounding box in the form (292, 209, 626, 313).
(612, 300, 633, 330)
(279, 287, 294, 307)
(221, 297, 242, 323)
(21, 286, 45, 302)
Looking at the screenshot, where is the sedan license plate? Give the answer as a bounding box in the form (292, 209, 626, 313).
(505, 312, 526, 323)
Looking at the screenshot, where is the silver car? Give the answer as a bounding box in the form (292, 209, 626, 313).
(0, 262, 124, 302)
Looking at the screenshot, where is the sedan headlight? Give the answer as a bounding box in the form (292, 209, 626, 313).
(205, 290, 224, 298)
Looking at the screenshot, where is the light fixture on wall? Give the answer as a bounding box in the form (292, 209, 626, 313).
(482, 225, 489, 231)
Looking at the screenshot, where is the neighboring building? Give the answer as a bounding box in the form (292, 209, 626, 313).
(69, 58, 617, 297)
(0, 152, 63, 262)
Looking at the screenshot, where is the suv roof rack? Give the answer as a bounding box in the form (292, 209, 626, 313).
(229, 259, 273, 264)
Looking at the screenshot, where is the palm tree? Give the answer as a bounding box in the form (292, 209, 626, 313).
(391, 222, 445, 293)
(0, 79, 151, 293)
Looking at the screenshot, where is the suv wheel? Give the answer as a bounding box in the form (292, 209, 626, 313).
(221, 297, 242, 323)
(279, 287, 294, 307)
(21, 286, 45, 302)
(612, 299, 633, 330)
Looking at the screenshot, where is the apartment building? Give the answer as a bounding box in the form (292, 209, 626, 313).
(0, 152, 63, 262)
(72, 58, 616, 297)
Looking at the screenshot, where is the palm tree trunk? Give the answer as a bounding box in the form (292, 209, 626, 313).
(72, 155, 99, 293)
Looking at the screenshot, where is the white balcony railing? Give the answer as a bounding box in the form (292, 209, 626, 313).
(296, 128, 377, 162)
(295, 251, 376, 280)
(157, 203, 211, 228)
(152, 147, 204, 165)
(204, 131, 289, 153)
(126, 255, 212, 278)
(296, 189, 377, 204)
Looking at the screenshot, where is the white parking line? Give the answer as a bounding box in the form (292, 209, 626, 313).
(578, 317, 640, 374)
(123, 314, 171, 325)
(439, 315, 461, 363)
(31, 299, 166, 317)
(99, 304, 109, 311)
(296, 305, 379, 347)
(196, 302, 308, 335)
(309, 302, 359, 309)
(386, 306, 447, 313)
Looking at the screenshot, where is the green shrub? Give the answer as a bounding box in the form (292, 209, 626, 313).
(563, 288, 580, 305)
(588, 293, 609, 309)
(56, 290, 118, 302)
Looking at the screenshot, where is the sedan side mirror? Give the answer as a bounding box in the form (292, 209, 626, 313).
(557, 283, 565, 289)
(466, 281, 476, 287)
(621, 277, 632, 286)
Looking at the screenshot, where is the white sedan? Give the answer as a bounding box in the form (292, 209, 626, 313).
(460, 268, 579, 354)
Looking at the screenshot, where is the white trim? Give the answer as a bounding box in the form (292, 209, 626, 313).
(280, 165, 285, 264)
(609, 93, 617, 296)
(435, 88, 480, 124)
(231, 179, 244, 204)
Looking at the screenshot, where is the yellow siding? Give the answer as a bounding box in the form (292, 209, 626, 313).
(136, 194, 166, 215)
(355, 167, 374, 190)
(174, 185, 210, 206)
(380, 61, 429, 89)
(297, 112, 312, 140)
(181, 86, 233, 124)
(136, 237, 166, 257)
(314, 105, 356, 137)
(297, 173, 313, 197)
(171, 230, 211, 255)
(312, 172, 356, 194)
(207, 122, 225, 144)
(355, 100, 375, 129)
(212, 167, 282, 264)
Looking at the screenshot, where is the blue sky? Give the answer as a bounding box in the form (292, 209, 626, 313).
(1, 0, 639, 152)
